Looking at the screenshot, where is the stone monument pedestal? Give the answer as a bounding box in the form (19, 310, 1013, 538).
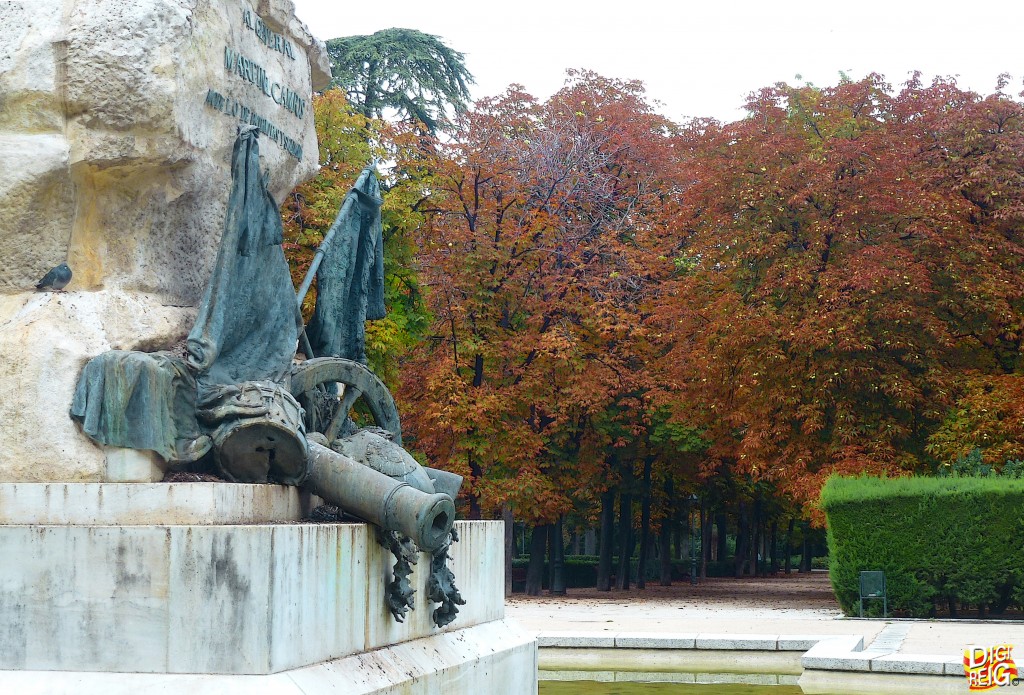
(0, 483, 537, 693)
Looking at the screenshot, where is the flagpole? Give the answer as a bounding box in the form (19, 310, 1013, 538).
(295, 162, 377, 313)
(295, 161, 377, 359)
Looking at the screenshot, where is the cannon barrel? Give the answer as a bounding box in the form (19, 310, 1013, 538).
(304, 441, 455, 552)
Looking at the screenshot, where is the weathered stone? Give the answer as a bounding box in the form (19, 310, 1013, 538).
(0, 619, 537, 694)
(0, 290, 194, 480)
(0, 519, 505, 674)
(0, 482, 320, 525)
(0, 0, 330, 481)
(103, 447, 166, 482)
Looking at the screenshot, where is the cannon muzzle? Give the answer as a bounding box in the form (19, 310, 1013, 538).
(304, 441, 455, 552)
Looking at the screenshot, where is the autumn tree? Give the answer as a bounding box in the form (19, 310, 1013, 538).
(650, 74, 1024, 517)
(396, 71, 679, 592)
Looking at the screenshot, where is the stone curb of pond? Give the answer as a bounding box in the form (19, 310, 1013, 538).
(800, 635, 964, 677)
(535, 631, 964, 677)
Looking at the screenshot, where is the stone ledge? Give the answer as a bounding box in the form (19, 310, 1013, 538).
(778, 634, 840, 651)
(538, 648, 802, 676)
(870, 653, 948, 675)
(615, 632, 697, 649)
(695, 633, 779, 650)
(801, 635, 964, 677)
(944, 658, 965, 676)
(538, 631, 860, 652)
(0, 619, 537, 695)
(0, 482, 321, 525)
(537, 633, 616, 648)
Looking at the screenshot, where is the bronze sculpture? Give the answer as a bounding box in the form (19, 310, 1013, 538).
(70, 126, 464, 626)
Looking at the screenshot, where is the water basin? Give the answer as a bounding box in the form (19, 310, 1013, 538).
(540, 676, 802, 694)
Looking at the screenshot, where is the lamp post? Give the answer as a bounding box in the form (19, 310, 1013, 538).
(689, 493, 699, 585)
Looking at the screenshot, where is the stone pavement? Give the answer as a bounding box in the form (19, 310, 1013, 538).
(506, 572, 1024, 689)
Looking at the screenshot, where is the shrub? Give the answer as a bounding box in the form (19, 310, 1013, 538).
(821, 475, 1024, 617)
(511, 556, 598, 589)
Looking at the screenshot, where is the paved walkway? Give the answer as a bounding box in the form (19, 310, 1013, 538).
(505, 572, 1024, 665)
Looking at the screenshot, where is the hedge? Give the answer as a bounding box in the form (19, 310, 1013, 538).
(820, 475, 1024, 617)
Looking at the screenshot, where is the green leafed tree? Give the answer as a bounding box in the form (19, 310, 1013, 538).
(325, 28, 473, 133)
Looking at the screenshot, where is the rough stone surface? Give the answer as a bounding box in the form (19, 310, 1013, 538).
(0, 0, 331, 481)
(0, 291, 194, 480)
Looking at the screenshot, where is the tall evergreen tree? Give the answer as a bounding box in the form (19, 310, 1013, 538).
(326, 28, 473, 133)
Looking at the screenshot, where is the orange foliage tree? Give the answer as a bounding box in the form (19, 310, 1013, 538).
(650, 74, 1024, 511)
(283, 72, 1024, 588)
(396, 72, 678, 537)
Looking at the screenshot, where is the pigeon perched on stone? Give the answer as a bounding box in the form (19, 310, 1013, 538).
(35, 262, 72, 291)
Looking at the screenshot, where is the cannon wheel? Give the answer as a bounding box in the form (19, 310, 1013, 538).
(289, 357, 402, 446)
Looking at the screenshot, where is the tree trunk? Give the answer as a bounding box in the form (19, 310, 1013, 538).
(596, 490, 615, 591)
(659, 478, 674, 586)
(799, 521, 811, 573)
(467, 459, 483, 520)
(584, 528, 597, 556)
(525, 524, 548, 596)
(786, 519, 794, 573)
(503, 505, 514, 597)
(466, 353, 485, 520)
(570, 529, 581, 556)
(748, 497, 760, 577)
(615, 493, 633, 591)
(734, 505, 748, 577)
(636, 459, 653, 590)
(549, 517, 566, 595)
(701, 503, 711, 579)
(769, 521, 779, 575)
(715, 512, 728, 564)
(674, 507, 684, 560)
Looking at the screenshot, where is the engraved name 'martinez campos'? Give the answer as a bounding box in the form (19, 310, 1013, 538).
(223, 46, 306, 119)
(204, 2, 309, 161)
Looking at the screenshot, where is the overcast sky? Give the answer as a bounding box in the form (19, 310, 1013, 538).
(290, 0, 1024, 124)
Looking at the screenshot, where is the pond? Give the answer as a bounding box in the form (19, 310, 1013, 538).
(540, 679, 802, 695)
(539, 672, 803, 695)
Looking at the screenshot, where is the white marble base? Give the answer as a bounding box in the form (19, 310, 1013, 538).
(0, 619, 538, 695)
(0, 482, 320, 525)
(0, 510, 505, 674)
(103, 446, 166, 482)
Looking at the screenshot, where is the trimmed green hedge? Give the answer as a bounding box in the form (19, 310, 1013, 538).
(511, 557, 598, 589)
(821, 475, 1024, 617)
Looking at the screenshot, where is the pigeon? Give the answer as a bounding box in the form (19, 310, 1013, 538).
(35, 262, 72, 291)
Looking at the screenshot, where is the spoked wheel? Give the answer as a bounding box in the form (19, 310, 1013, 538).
(289, 357, 402, 445)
